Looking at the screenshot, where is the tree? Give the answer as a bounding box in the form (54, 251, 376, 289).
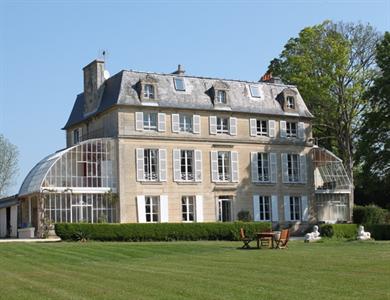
(268, 21, 382, 183)
(355, 32, 390, 208)
(0, 134, 19, 197)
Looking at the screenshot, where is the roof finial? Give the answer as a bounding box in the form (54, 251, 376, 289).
(172, 64, 185, 75)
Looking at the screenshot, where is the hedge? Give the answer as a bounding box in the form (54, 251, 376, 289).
(353, 205, 388, 225)
(55, 222, 272, 242)
(320, 224, 358, 239)
(365, 225, 390, 240)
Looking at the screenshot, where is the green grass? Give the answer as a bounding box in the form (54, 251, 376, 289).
(0, 240, 390, 300)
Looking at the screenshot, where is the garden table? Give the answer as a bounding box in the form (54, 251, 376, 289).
(256, 232, 276, 249)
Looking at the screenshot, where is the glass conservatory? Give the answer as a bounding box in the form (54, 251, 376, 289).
(311, 146, 353, 223)
(18, 138, 118, 237)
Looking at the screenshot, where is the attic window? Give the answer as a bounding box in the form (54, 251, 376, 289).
(144, 84, 155, 99)
(216, 90, 227, 104)
(174, 78, 185, 91)
(286, 96, 295, 109)
(250, 85, 261, 98)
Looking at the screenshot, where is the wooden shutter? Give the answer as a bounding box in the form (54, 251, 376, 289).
(231, 151, 239, 182)
(193, 115, 201, 134)
(209, 116, 217, 135)
(270, 153, 277, 183)
(135, 112, 144, 131)
(253, 195, 260, 221)
(172, 114, 180, 133)
(251, 152, 258, 183)
(280, 120, 287, 138)
(136, 148, 145, 181)
(158, 149, 167, 181)
(211, 151, 219, 182)
(281, 153, 289, 183)
(250, 118, 257, 136)
(173, 149, 181, 181)
(300, 154, 307, 183)
(160, 195, 169, 222)
(271, 195, 279, 222)
(301, 196, 308, 221)
(158, 113, 166, 132)
(195, 195, 204, 222)
(229, 117, 237, 136)
(137, 195, 146, 223)
(298, 122, 305, 140)
(194, 150, 202, 182)
(268, 120, 276, 138)
(284, 195, 291, 221)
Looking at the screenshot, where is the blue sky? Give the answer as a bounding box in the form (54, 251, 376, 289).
(0, 0, 389, 195)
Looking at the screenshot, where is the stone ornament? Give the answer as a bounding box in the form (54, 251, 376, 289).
(357, 225, 371, 240)
(304, 225, 321, 242)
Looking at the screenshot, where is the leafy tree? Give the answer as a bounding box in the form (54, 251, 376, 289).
(0, 134, 19, 197)
(268, 21, 381, 183)
(355, 32, 390, 208)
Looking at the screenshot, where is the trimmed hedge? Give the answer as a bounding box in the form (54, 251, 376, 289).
(365, 225, 390, 240)
(55, 222, 271, 242)
(320, 224, 358, 239)
(353, 205, 388, 225)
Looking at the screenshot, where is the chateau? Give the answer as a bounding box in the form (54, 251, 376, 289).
(0, 59, 353, 238)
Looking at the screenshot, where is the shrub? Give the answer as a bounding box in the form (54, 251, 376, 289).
(55, 222, 272, 242)
(365, 224, 390, 240)
(237, 211, 252, 222)
(320, 224, 334, 237)
(353, 205, 387, 225)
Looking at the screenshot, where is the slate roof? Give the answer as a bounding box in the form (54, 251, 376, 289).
(63, 70, 313, 129)
(0, 195, 19, 209)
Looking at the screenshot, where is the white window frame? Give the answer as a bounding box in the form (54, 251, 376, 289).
(145, 196, 159, 223)
(250, 85, 261, 98)
(218, 196, 232, 222)
(256, 120, 268, 136)
(216, 117, 229, 134)
(174, 78, 185, 91)
(218, 151, 231, 181)
(257, 153, 270, 182)
(287, 154, 300, 183)
(143, 112, 158, 131)
(290, 196, 301, 221)
(286, 96, 295, 109)
(72, 128, 81, 144)
(182, 196, 195, 222)
(179, 114, 193, 132)
(144, 84, 155, 99)
(286, 122, 297, 138)
(259, 195, 271, 221)
(144, 149, 159, 181)
(180, 150, 194, 181)
(216, 90, 227, 104)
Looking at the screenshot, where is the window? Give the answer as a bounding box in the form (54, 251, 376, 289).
(257, 153, 270, 182)
(182, 196, 195, 222)
(145, 196, 159, 222)
(289, 196, 301, 221)
(286, 96, 295, 109)
(216, 117, 229, 134)
(144, 149, 158, 181)
(250, 85, 261, 98)
(256, 120, 268, 136)
(287, 154, 300, 182)
(258, 196, 271, 221)
(218, 196, 232, 222)
(73, 128, 80, 144)
(143, 112, 158, 131)
(179, 114, 193, 132)
(216, 90, 226, 104)
(174, 78, 185, 91)
(286, 122, 297, 137)
(218, 151, 231, 181)
(180, 150, 194, 181)
(144, 84, 155, 99)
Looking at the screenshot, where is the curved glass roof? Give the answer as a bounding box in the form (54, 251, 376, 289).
(19, 138, 117, 196)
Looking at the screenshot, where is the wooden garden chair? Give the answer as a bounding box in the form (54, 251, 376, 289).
(240, 228, 254, 249)
(275, 229, 290, 249)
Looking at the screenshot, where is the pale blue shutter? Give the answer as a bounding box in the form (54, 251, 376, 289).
(137, 195, 146, 223)
(158, 149, 167, 181)
(251, 152, 258, 183)
(173, 149, 181, 181)
(193, 115, 201, 134)
(253, 195, 260, 221)
(160, 195, 169, 222)
(284, 195, 291, 221)
(210, 116, 217, 135)
(194, 150, 202, 182)
(135, 112, 144, 131)
(136, 148, 145, 181)
(271, 195, 279, 222)
(250, 118, 257, 136)
(172, 114, 180, 133)
(280, 121, 287, 138)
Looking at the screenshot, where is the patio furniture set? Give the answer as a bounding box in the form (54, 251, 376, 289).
(240, 228, 290, 249)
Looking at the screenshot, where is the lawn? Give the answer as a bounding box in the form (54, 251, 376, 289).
(0, 240, 389, 300)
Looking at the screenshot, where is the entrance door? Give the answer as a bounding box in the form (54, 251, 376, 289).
(218, 196, 232, 222)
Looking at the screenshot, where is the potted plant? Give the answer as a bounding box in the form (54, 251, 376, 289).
(17, 223, 35, 239)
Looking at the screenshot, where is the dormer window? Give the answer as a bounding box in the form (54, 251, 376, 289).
(216, 90, 226, 104)
(250, 85, 261, 98)
(286, 96, 295, 109)
(174, 78, 185, 91)
(144, 84, 155, 99)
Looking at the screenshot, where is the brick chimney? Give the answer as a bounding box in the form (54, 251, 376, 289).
(172, 64, 185, 75)
(83, 59, 105, 115)
(259, 71, 283, 84)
